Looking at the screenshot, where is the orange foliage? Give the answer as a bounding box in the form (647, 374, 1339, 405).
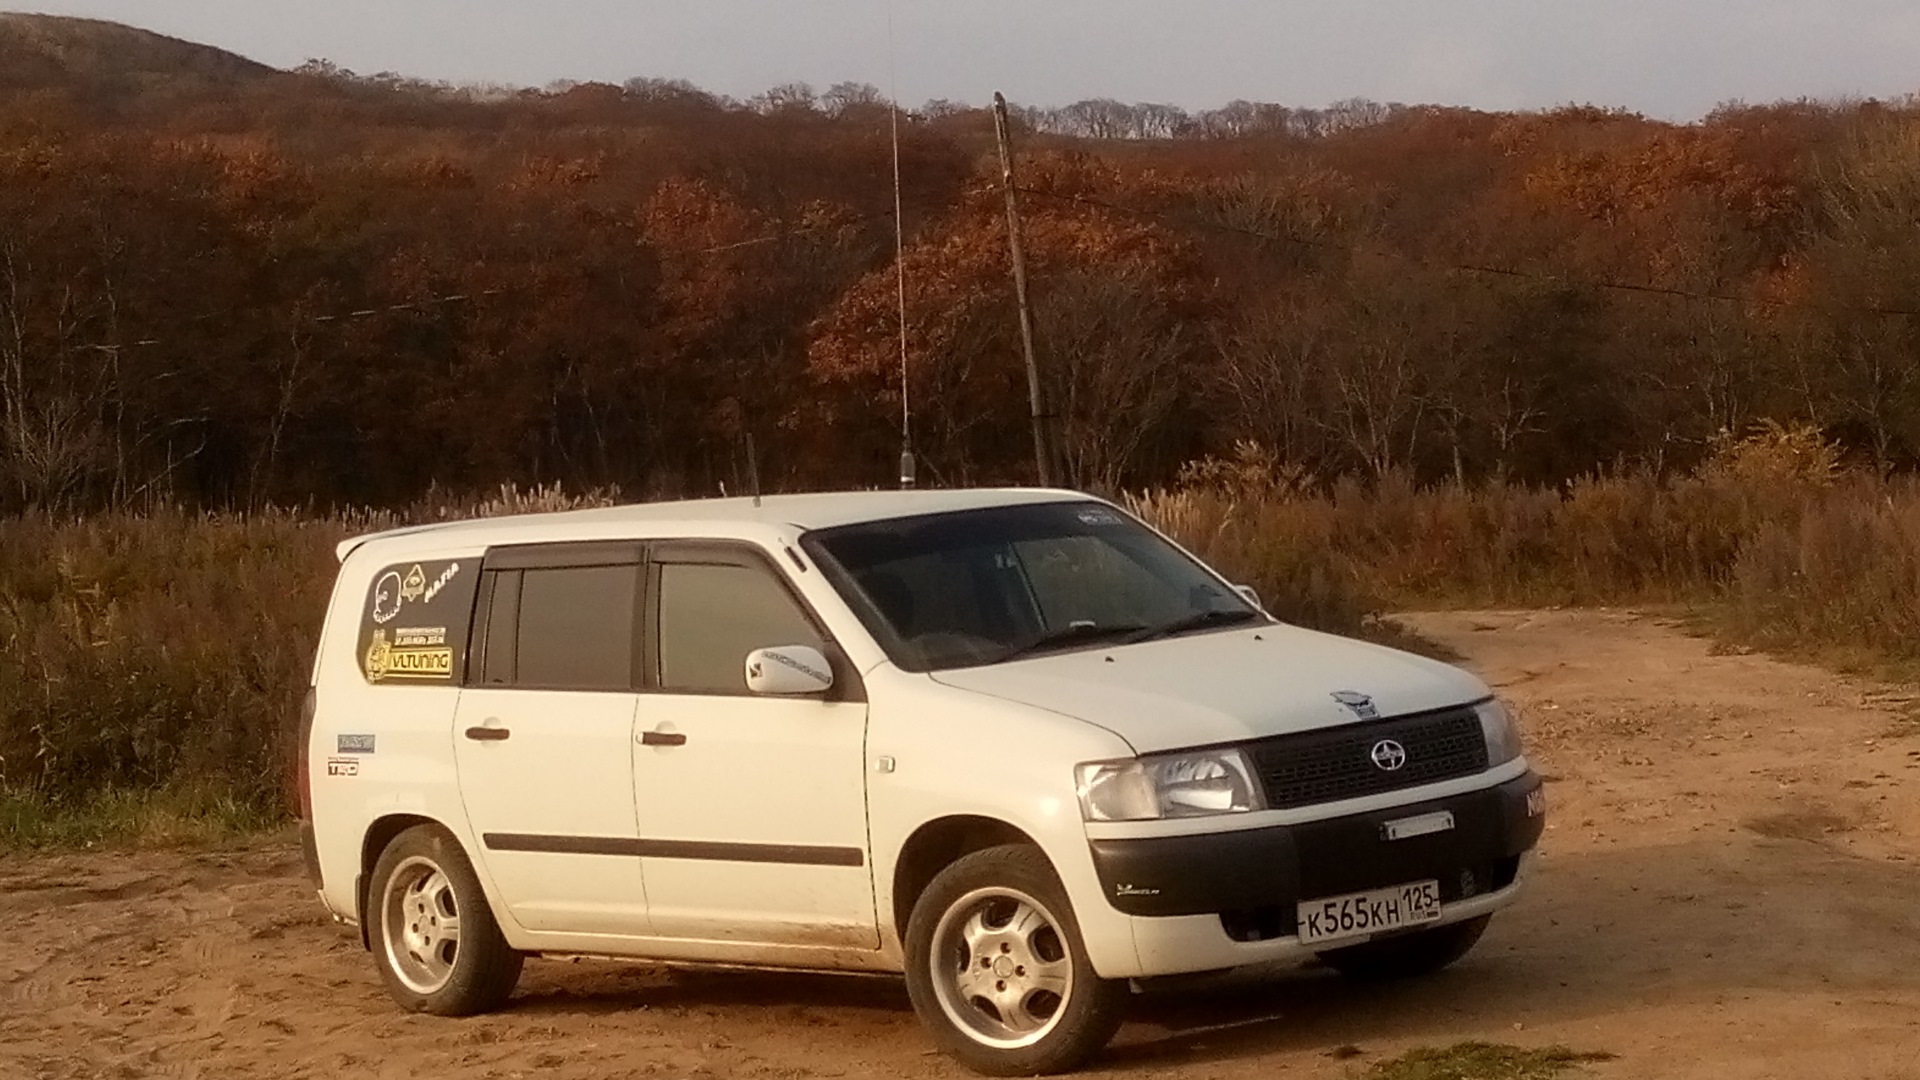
(1, 18, 1916, 505)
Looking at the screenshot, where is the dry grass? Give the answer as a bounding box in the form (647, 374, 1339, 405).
(0, 484, 617, 847)
(1362, 1043, 1615, 1080)
(9, 430, 1920, 847)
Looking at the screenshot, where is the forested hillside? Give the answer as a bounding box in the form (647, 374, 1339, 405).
(3, 14, 1917, 510)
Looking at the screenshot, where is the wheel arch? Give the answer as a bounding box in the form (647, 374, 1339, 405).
(356, 812, 446, 949)
(890, 815, 1042, 945)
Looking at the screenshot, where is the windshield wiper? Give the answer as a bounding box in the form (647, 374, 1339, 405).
(997, 622, 1149, 663)
(1125, 608, 1263, 644)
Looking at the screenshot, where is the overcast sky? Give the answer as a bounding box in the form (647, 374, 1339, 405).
(14, 1, 1920, 120)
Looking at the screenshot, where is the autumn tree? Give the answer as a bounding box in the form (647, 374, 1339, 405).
(809, 155, 1211, 489)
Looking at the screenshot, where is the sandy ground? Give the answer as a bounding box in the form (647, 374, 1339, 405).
(5, 609, 1920, 1079)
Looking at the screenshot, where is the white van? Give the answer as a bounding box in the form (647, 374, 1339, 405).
(298, 489, 1543, 1075)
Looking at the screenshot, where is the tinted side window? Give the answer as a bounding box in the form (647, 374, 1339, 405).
(512, 565, 638, 690)
(658, 562, 822, 694)
(477, 570, 521, 686)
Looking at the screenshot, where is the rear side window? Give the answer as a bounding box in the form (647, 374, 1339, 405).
(471, 543, 643, 692)
(356, 558, 480, 685)
(656, 560, 824, 694)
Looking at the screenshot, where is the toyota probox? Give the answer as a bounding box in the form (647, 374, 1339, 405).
(298, 489, 1544, 1075)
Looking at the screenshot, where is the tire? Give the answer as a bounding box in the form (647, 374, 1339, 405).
(369, 824, 524, 1015)
(903, 844, 1124, 1076)
(1316, 914, 1491, 981)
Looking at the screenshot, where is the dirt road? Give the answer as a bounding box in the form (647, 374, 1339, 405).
(5, 610, 1920, 1079)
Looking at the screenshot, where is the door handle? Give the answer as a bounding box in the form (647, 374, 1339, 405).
(640, 730, 686, 747)
(464, 725, 511, 742)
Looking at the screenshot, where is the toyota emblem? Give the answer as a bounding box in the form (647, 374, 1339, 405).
(1370, 739, 1409, 772)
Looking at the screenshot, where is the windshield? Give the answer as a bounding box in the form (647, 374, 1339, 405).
(801, 500, 1265, 672)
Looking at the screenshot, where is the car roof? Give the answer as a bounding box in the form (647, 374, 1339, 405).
(336, 487, 1100, 562)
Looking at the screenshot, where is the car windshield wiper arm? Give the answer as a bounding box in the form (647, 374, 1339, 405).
(997, 622, 1149, 662)
(1126, 608, 1263, 644)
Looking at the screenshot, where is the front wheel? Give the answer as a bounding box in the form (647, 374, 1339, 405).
(1316, 914, 1491, 980)
(369, 824, 524, 1015)
(904, 845, 1124, 1076)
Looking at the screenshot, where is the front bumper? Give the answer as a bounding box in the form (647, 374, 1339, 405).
(1087, 770, 1545, 976)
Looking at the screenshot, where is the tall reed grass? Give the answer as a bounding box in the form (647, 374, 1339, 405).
(6, 433, 1917, 847)
(0, 484, 616, 846)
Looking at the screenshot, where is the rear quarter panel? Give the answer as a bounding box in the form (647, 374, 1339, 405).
(308, 543, 488, 924)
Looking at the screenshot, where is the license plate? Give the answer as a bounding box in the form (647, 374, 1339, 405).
(1297, 880, 1441, 945)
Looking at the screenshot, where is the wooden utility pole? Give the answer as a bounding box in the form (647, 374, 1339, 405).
(992, 91, 1058, 488)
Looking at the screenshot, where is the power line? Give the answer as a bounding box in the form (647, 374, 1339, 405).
(54, 197, 958, 354)
(68, 287, 516, 352)
(58, 178, 1900, 361)
(1015, 186, 1920, 321)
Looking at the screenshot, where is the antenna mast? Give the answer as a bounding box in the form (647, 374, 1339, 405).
(888, 5, 915, 489)
(746, 431, 761, 508)
(993, 92, 1057, 488)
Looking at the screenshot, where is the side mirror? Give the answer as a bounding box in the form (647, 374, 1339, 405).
(1233, 584, 1264, 611)
(745, 645, 835, 696)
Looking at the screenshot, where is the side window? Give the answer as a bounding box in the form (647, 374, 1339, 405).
(518, 565, 638, 690)
(477, 570, 521, 686)
(477, 563, 638, 691)
(657, 560, 823, 694)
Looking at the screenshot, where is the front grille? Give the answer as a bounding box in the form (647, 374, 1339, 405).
(1248, 706, 1489, 809)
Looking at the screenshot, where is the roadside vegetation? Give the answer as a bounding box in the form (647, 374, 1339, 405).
(0, 485, 607, 848)
(1361, 1043, 1615, 1080)
(6, 426, 1920, 848)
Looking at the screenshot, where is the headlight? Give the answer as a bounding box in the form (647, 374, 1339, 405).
(1075, 748, 1267, 822)
(1476, 698, 1523, 765)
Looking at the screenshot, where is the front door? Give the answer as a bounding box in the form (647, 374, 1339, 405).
(631, 543, 876, 948)
(453, 547, 650, 936)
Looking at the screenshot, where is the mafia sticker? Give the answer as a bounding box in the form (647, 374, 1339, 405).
(370, 561, 463, 626)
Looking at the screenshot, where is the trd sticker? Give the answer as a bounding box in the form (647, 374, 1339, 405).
(325, 756, 360, 778)
(336, 734, 376, 755)
(357, 558, 477, 685)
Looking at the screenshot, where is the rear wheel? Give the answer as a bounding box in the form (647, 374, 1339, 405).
(904, 845, 1124, 1076)
(370, 824, 523, 1015)
(1316, 914, 1491, 980)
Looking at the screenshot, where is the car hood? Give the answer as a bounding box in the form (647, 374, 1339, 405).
(929, 624, 1488, 754)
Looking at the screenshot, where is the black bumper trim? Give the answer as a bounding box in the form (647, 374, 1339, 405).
(1087, 770, 1544, 919)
